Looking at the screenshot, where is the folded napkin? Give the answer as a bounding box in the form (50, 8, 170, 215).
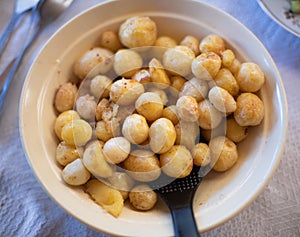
(0, 0, 299, 236)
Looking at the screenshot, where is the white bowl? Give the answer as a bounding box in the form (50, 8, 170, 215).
(19, 0, 288, 236)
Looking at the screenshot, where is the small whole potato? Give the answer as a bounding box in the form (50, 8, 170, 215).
(113, 49, 143, 77)
(103, 137, 131, 164)
(129, 184, 157, 211)
(61, 119, 93, 146)
(75, 94, 97, 120)
(56, 141, 83, 167)
(54, 110, 80, 140)
(135, 92, 164, 122)
(192, 142, 211, 166)
(234, 93, 264, 126)
(163, 45, 195, 76)
(99, 30, 122, 52)
(160, 145, 193, 178)
(226, 118, 248, 143)
(209, 136, 238, 172)
(179, 77, 208, 102)
(95, 118, 121, 142)
(176, 96, 199, 122)
(192, 52, 222, 80)
(149, 58, 171, 89)
(236, 62, 265, 92)
(180, 35, 200, 55)
(122, 114, 149, 144)
(149, 118, 176, 154)
(110, 78, 145, 105)
(54, 82, 78, 113)
(198, 99, 224, 130)
(214, 68, 239, 96)
(62, 158, 91, 185)
(162, 105, 179, 125)
(170, 75, 186, 96)
(154, 36, 177, 48)
(119, 16, 157, 48)
(123, 149, 161, 182)
(199, 34, 225, 54)
(220, 49, 235, 67)
(90, 75, 112, 99)
(82, 140, 114, 178)
(208, 86, 236, 113)
(74, 47, 113, 79)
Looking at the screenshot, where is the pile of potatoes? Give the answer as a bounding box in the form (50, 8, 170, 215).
(53, 16, 265, 217)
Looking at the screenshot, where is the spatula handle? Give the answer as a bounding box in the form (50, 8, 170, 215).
(170, 205, 200, 237)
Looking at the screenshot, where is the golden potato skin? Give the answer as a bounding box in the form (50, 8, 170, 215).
(110, 78, 144, 105)
(226, 118, 248, 143)
(236, 62, 265, 92)
(192, 52, 222, 80)
(119, 16, 157, 48)
(103, 137, 131, 164)
(129, 184, 157, 211)
(162, 105, 179, 125)
(149, 118, 176, 154)
(199, 34, 225, 54)
(175, 121, 200, 151)
(208, 86, 237, 113)
(210, 136, 238, 172)
(179, 77, 208, 102)
(99, 30, 122, 52)
(234, 93, 264, 126)
(160, 145, 193, 178)
(192, 142, 211, 166)
(176, 96, 199, 122)
(123, 149, 161, 182)
(214, 68, 239, 96)
(54, 110, 80, 140)
(54, 83, 78, 113)
(198, 99, 223, 130)
(122, 114, 149, 144)
(135, 92, 164, 122)
(74, 47, 113, 80)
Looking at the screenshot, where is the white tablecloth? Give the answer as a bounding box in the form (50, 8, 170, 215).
(0, 0, 299, 236)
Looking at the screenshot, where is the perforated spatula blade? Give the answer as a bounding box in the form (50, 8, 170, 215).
(151, 165, 210, 237)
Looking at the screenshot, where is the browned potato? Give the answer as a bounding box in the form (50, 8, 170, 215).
(199, 34, 225, 54)
(226, 118, 248, 143)
(236, 62, 265, 92)
(74, 47, 113, 79)
(56, 141, 83, 166)
(54, 83, 77, 113)
(208, 86, 236, 113)
(198, 99, 224, 130)
(123, 149, 161, 182)
(214, 68, 239, 96)
(176, 96, 199, 122)
(110, 78, 144, 105)
(192, 52, 222, 80)
(192, 142, 211, 166)
(119, 16, 157, 48)
(149, 58, 171, 89)
(149, 118, 176, 154)
(122, 114, 149, 144)
(135, 92, 164, 122)
(54, 110, 80, 140)
(103, 137, 131, 164)
(162, 105, 179, 125)
(234, 93, 264, 126)
(160, 145, 193, 178)
(99, 30, 122, 52)
(210, 136, 238, 172)
(129, 184, 157, 211)
(179, 77, 208, 102)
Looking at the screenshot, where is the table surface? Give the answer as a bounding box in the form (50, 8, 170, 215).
(0, 0, 299, 236)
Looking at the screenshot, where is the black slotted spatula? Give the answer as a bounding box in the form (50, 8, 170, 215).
(151, 165, 210, 237)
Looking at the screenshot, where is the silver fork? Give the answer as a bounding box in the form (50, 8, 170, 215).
(0, 0, 41, 53)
